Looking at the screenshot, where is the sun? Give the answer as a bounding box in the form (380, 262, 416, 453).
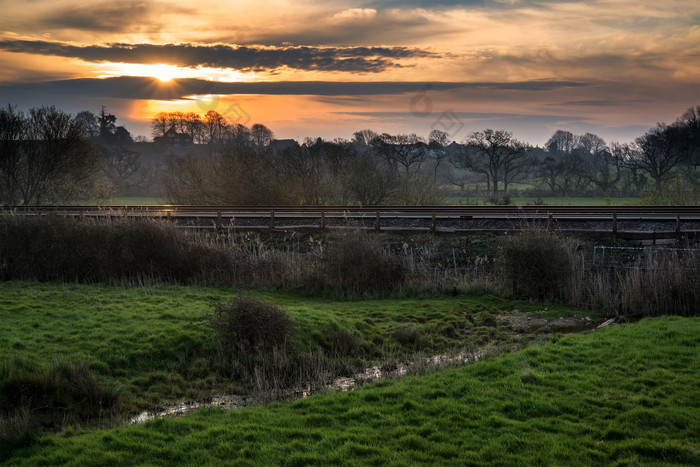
(93, 63, 254, 83)
(95, 63, 190, 82)
(148, 64, 178, 82)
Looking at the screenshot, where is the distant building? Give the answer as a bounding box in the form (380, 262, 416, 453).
(269, 139, 299, 153)
(154, 127, 193, 147)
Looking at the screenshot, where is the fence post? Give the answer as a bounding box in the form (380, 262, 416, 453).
(375, 211, 381, 232)
(431, 211, 437, 233)
(612, 213, 617, 242)
(269, 211, 275, 231)
(676, 214, 681, 242)
(216, 210, 222, 230)
(452, 248, 457, 276)
(321, 211, 326, 231)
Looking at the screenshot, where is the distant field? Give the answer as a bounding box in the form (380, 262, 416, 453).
(65, 195, 638, 206)
(4, 316, 698, 465)
(89, 197, 165, 206)
(445, 196, 638, 206)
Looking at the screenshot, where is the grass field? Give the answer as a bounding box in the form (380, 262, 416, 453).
(0, 282, 589, 415)
(3, 316, 698, 465)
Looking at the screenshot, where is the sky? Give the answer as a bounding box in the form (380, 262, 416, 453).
(0, 0, 699, 145)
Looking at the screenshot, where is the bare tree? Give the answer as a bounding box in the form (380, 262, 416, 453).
(226, 123, 251, 146)
(352, 130, 379, 147)
(536, 156, 564, 196)
(0, 104, 25, 204)
(183, 112, 205, 143)
(346, 154, 396, 205)
(673, 105, 700, 184)
(0, 105, 108, 205)
(251, 123, 274, 148)
(576, 134, 622, 194)
(546, 130, 577, 154)
(428, 129, 450, 178)
(151, 112, 169, 138)
(578, 132, 607, 157)
(628, 124, 689, 189)
(456, 129, 530, 197)
(74, 111, 99, 139)
(103, 145, 141, 194)
(370, 133, 428, 176)
(204, 110, 229, 145)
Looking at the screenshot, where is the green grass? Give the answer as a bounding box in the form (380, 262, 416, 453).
(4, 316, 698, 465)
(0, 282, 589, 414)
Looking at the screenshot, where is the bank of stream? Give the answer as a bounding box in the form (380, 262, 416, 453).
(128, 313, 606, 425)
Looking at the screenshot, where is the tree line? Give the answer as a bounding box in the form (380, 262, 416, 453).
(0, 104, 698, 205)
(164, 106, 700, 205)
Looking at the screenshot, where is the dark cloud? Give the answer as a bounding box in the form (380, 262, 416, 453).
(0, 76, 588, 101)
(37, 1, 193, 33)
(556, 99, 651, 107)
(360, 0, 575, 9)
(0, 40, 438, 73)
(232, 9, 459, 47)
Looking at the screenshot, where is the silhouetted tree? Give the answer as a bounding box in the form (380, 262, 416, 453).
(370, 133, 428, 176)
(204, 110, 228, 145)
(151, 112, 169, 138)
(546, 130, 577, 154)
(74, 111, 99, 139)
(536, 156, 564, 196)
(455, 129, 530, 197)
(0, 105, 109, 204)
(103, 145, 140, 194)
(251, 123, 273, 148)
(629, 124, 689, 189)
(98, 106, 117, 141)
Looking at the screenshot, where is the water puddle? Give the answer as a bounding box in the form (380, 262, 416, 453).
(128, 349, 482, 425)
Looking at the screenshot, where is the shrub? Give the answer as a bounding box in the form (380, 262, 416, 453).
(323, 326, 363, 358)
(308, 230, 408, 298)
(209, 296, 295, 358)
(500, 226, 580, 302)
(0, 214, 233, 284)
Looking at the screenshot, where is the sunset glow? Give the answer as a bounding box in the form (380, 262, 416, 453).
(0, 0, 698, 143)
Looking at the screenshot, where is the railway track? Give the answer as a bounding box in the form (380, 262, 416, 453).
(4, 204, 700, 220)
(3, 205, 700, 243)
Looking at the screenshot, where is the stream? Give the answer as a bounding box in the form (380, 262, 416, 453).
(128, 349, 483, 425)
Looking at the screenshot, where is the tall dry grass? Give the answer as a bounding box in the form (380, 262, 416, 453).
(588, 250, 700, 317)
